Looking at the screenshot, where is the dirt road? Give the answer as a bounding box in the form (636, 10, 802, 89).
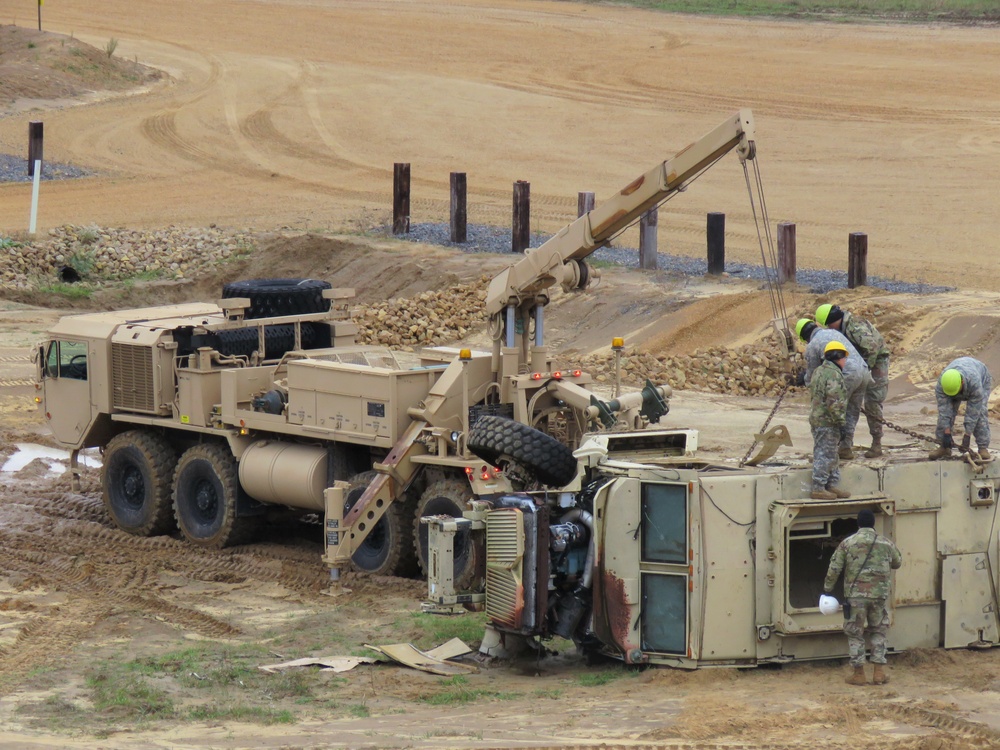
(2, 0, 1000, 289)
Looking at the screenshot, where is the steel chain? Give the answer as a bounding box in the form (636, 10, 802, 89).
(739, 383, 789, 467)
(878, 416, 936, 445)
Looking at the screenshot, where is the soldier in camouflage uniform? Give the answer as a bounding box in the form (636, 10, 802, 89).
(930, 356, 993, 461)
(797, 319, 874, 460)
(824, 508, 902, 686)
(809, 340, 850, 500)
(816, 304, 890, 458)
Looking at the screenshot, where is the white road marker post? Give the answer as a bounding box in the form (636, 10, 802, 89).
(28, 160, 41, 235)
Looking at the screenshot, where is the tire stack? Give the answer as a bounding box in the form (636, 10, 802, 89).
(216, 278, 332, 359)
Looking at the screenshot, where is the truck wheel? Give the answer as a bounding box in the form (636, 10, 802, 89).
(468, 415, 578, 487)
(222, 278, 331, 319)
(345, 471, 418, 577)
(414, 479, 481, 590)
(103, 430, 177, 537)
(173, 444, 256, 548)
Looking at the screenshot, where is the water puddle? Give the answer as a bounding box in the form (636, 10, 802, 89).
(1, 443, 101, 476)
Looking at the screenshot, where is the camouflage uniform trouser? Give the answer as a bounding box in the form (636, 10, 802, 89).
(863, 354, 890, 440)
(845, 596, 890, 666)
(843, 372, 872, 451)
(811, 425, 840, 489)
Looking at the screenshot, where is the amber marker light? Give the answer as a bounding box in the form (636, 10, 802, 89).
(612, 337, 624, 350)
(459, 349, 472, 361)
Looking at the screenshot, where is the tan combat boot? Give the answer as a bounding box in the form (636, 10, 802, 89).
(928, 446, 951, 460)
(864, 439, 883, 458)
(979, 447, 992, 462)
(810, 488, 837, 500)
(827, 485, 851, 499)
(838, 446, 855, 460)
(872, 664, 889, 685)
(846, 666, 868, 686)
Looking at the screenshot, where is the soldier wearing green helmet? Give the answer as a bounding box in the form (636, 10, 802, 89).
(930, 356, 992, 461)
(815, 303, 890, 458)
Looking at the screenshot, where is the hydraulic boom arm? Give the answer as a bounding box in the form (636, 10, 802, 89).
(485, 110, 756, 317)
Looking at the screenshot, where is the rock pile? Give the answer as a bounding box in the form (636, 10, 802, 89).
(578, 336, 793, 398)
(0, 225, 254, 288)
(354, 276, 490, 348)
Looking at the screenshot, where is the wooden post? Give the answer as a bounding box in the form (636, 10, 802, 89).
(577, 191, 595, 218)
(392, 162, 410, 235)
(512, 180, 530, 253)
(848, 232, 868, 289)
(639, 208, 658, 270)
(707, 212, 725, 275)
(27, 121, 43, 178)
(777, 222, 796, 284)
(450, 172, 467, 243)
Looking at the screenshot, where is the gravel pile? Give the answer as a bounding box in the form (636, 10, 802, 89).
(401, 222, 951, 296)
(0, 153, 90, 182)
(0, 225, 253, 288)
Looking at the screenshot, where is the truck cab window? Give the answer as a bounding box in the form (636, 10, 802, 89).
(46, 340, 88, 381)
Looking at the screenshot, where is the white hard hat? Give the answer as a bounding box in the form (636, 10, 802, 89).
(818, 594, 840, 615)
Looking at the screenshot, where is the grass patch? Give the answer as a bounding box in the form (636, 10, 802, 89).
(406, 611, 487, 649)
(187, 704, 294, 724)
(590, 0, 1000, 22)
(420, 675, 521, 706)
(577, 668, 634, 687)
(37, 282, 93, 299)
(87, 668, 174, 722)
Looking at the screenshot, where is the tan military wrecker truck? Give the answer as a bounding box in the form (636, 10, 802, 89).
(36, 111, 758, 586)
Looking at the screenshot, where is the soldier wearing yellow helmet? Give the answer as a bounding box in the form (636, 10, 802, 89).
(795, 318, 874, 460)
(808, 340, 851, 500)
(930, 356, 993, 461)
(815, 304, 890, 458)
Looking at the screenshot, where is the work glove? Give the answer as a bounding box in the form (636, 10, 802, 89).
(961, 434, 972, 452)
(942, 433, 954, 450)
(794, 369, 806, 387)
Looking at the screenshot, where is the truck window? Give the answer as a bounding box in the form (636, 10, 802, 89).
(45, 340, 89, 381)
(641, 483, 687, 564)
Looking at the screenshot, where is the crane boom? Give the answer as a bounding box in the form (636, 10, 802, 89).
(485, 110, 756, 317)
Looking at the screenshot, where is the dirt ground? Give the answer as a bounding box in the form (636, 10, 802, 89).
(3, 1, 1000, 749)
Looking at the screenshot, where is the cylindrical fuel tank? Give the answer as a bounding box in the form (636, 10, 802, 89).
(238, 441, 327, 511)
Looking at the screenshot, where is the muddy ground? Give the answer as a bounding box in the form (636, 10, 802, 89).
(3, 1, 1000, 748)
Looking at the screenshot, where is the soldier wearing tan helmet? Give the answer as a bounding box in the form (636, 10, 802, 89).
(809, 340, 851, 500)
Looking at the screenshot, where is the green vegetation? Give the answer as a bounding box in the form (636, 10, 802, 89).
(420, 675, 521, 705)
(104, 37, 118, 58)
(577, 668, 636, 687)
(597, 0, 998, 21)
(37, 282, 93, 299)
(406, 610, 488, 649)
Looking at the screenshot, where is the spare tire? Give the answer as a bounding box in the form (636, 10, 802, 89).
(222, 278, 331, 319)
(468, 415, 577, 488)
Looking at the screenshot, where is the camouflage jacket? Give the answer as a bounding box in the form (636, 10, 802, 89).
(935, 356, 993, 435)
(824, 527, 902, 599)
(808, 360, 848, 428)
(841, 311, 889, 370)
(804, 329, 869, 394)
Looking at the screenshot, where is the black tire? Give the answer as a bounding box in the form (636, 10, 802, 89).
(413, 479, 481, 590)
(468, 415, 577, 487)
(213, 322, 321, 359)
(345, 471, 418, 577)
(102, 430, 177, 537)
(222, 278, 331, 319)
(173, 443, 257, 548)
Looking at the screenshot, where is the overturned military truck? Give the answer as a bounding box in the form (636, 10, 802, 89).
(436, 427, 1000, 668)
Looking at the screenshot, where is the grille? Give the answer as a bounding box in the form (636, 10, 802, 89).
(485, 508, 525, 629)
(112, 343, 156, 412)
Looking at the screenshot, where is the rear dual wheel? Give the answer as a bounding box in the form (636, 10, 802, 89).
(345, 471, 418, 577)
(413, 479, 480, 590)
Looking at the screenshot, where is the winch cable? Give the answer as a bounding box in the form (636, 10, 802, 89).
(742, 152, 790, 344)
